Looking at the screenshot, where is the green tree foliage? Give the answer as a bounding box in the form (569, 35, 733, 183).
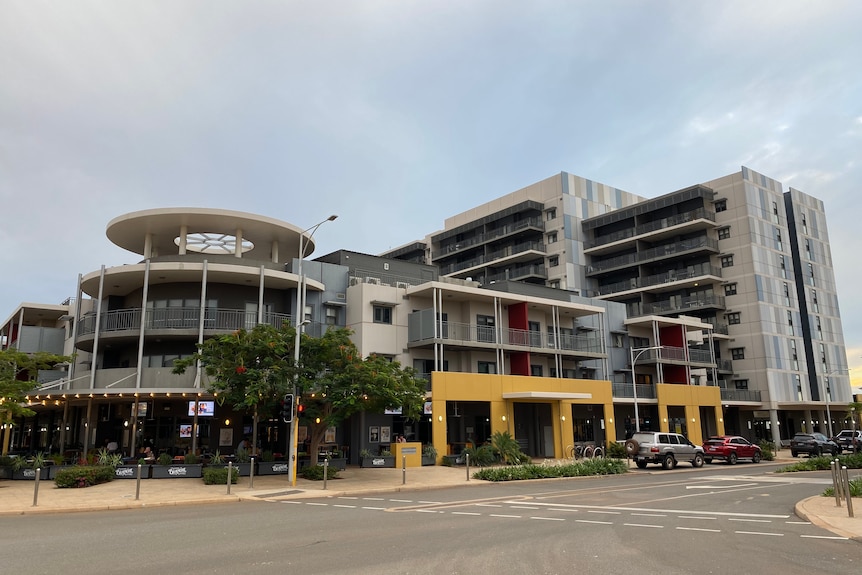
(172, 323, 297, 453)
(173, 325, 427, 466)
(1, 349, 72, 454)
(293, 328, 427, 465)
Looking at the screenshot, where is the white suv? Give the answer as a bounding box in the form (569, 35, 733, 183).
(832, 430, 862, 452)
(625, 431, 705, 470)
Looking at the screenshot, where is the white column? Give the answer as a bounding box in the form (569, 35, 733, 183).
(89, 266, 106, 390)
(271, 240, 279, 264)
(235, 228, 243, 258)
(178, 225, 188, 255)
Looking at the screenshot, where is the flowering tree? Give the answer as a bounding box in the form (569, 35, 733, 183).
(297, 329, 427, 465)
(173, 324, 426, 464)
(172, 323, 296, 455)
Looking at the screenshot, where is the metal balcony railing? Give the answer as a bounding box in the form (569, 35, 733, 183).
(720, 389, 762, 402)
(587, 236, 719, 274)
(433, 217, 545, 260)
(78, 307, 295, 336)
(410, 321, 604, 354)
(439, 240, 546, 275)
(612, 382, 657, 399)
(596, 264, 722, 295)
(586, 208, 716, 249)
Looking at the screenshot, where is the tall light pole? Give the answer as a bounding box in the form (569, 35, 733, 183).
(288, 215, 337, 487)
(630, 346, 663, 433)
(824, 367, 849, 438)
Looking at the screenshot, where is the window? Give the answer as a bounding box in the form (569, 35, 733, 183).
(805, 239, 812, 260)
(727, 312, 741, 325)
(787, 310, 794, 334)
(718, 227, 731, 240)
(772, 201, 779, 223)
(373, 306, 392, 324)
(720, 255, 734, 268)
(304, 304, 313, 323)
(812, 290, 819, 313)
(548, 255, 559, 267)
(775, 228, 782, 251)
(548, 280, 560, 289)
(546, 208, 556, 221)
(477, 314, 495, 342)
(779, 255, 787, 279)
(324, 306, 338, 326)
(731, 348, 745, 360)
(530, 365, 543, 377)
(478, 361, 497, 374)
(724, 283, 737, 296)
(613, 334, 624, 348)
(734, 379, 749, 390)
(816, 317, 822, 337)
(547, 231, 557, 244)
(802, 213, 808, 234)
(715, 200, 727, 212)
(783, 283, 790, 306)
(808, 263, 815, 286)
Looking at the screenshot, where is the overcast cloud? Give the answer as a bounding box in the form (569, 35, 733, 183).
(2, 1, 860, 378)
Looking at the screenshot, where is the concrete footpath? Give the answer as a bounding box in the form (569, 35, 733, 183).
(1, 453, 859, 542)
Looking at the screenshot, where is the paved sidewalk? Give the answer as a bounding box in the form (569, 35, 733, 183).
(1, 452, 859, 542)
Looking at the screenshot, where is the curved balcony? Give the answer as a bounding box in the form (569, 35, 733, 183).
(76, 307, 295, 350)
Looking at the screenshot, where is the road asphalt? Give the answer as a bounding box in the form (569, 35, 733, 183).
(1, 450, 859, 542)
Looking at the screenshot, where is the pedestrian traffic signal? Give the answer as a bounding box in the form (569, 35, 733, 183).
(282, 393, 294, 423)
(297, 403, 305, 417)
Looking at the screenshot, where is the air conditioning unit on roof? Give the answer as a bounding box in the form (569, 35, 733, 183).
(366, 277, 381, 285)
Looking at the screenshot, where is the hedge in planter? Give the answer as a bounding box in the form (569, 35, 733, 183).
(55, 465, 116, 488)
(299, 464, 340, 481)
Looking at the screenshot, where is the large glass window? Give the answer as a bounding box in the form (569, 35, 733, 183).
(373, 306, 392, 324)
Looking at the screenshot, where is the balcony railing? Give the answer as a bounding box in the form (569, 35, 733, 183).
(596, 264, 722, 295)
(628, 293, 726, 318)
(485, 263, 547, 283)
(587, 236, 719, 275)
(586, 208, 716, 249)
(408, 318, 604, 355)
(720, 389, 762, 402)
(612, 382, 657, 399)
(432, 217, 545, 260)
(78, 307, 295, 336)
(439, 240, 546, 275)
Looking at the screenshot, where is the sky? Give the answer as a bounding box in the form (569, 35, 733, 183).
(1, 1, 861, 381)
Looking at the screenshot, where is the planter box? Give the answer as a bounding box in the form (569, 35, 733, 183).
(319, 457, 347, 470)
(359, 456, 395, 468)
(114, 464, 151, 479)
(12, 467, 51, 480)
(421, 455, 437, 466)
(0, 465, 12, 479)
(150, 464, 203, 479)
(256, 461, 290, 475)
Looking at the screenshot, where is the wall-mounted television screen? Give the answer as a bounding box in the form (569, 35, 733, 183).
(188, 400, 215, 417)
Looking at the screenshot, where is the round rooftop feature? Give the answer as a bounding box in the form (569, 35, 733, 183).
(176, 232, 254, 254)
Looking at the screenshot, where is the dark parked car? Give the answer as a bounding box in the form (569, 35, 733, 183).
(831, 430, 862, 452)
(789, 432, 840, 457)
(702, 435, 762, 464)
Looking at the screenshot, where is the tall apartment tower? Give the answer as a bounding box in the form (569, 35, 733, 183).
(387, 166, 850, 446)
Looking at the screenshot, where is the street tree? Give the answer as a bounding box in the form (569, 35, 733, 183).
(0, 349, 73, 455)
(172, 323, 297, 456)
(296, 328, 427, 465)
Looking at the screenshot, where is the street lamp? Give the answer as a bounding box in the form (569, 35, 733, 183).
(824, 368, 849, 438)
(630, 346, 663, 433)
(288, 215, 337, 487)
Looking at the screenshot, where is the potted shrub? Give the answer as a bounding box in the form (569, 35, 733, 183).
(421, 444, 438, 466)
(257, 450, 290, 476)
(232, 448, 255, 476)
(0, 455, 13, 479)
(359, 448, 395, 468)
(48, 452, 75, 480)
(151, 451, 203, 479)
(12, 452, 50, 480)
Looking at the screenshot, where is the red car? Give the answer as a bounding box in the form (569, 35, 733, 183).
(702, 435, 762, 464)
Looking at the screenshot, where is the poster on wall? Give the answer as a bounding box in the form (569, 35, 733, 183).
(380, 426, 391, 443)
(324, 427, 336, 444)
(369, 426, 379, 443)
(220, 428, 234, 447)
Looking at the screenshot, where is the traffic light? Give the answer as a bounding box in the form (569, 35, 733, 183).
(282, 393, 294, 423)
(297, 402, 305, 417)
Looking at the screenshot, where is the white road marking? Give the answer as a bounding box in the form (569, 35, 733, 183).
(333, 504, 356, 508)
(282, 501, 302, 504)
(476, 503, 502, 507)
(361, 506, 385, 510)
(510, 506, 539, 510)
(515, 501, 789, 519)
(625, 523, 663, 528)
(306, 502, 327, 506)
(735, 531, 783, 537)
(576, 519, 612, 525)
(632, 513, 666, 517)
(686, 483, 758, 490)
(588, 510, 621, 515)
(677, 527, 721, 533)
(451, 512, 481, 516)
(362, 497, 385, 501)
(338, 496, 359, 500)
(389, 499, 413, 503)
(416, 509, 441, 513)
(489, 514, 521, 519)
(785, 521, 810, 525)
(531, 517, 565, 521)
(680, 515, 716, 520)
(729, 518, 771, 523)
(800, 535, 849, 540)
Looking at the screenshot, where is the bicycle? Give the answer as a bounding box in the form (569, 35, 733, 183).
(565, 443, 604, 460)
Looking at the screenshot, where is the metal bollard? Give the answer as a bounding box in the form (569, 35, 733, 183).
(135, 464, 142, 500)
(323, 458, 329, 490)
(831, 460, 842, 506)
(227, 461, 233, 495)
(32, 468, 41, 507)
(842, 466, 854, 518)
(466, 453, 470, 481)
(402, 455, 406, 485)
(249, 457, 255, 489)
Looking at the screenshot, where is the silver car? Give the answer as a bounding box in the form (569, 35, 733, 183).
(625, 431, 705, 470)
